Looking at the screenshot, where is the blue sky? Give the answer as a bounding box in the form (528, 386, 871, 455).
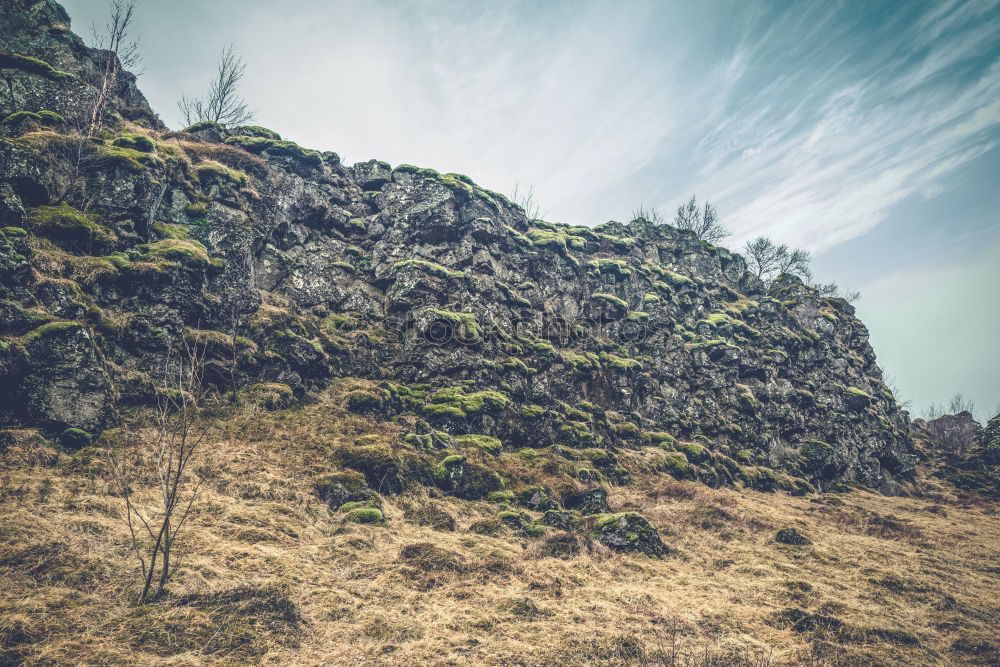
(64, 0, 1000, 419)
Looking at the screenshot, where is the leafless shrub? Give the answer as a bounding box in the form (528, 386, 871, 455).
(673, 194, 730, 245)
(178, 45, 254, 128)
(631, 205, 664, 225)
(107, 339, 213, 603)
(89, 0, 142, 135)
(510, 183, 547, 221)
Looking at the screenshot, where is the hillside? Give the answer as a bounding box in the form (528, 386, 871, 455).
(1, 1, 997, 665)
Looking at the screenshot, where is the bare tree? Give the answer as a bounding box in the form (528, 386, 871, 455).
(743, 236, 810, 283)
(948, 393, 975, 415)
(178, 45, 254, 128)
(107, 339, 212, 603)
(89, 0, 142, 136)
(510, 183, 547, 221)
(673, 195, 729, 245)
(630, 205, 664, 225)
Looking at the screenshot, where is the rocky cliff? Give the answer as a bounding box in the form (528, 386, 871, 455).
(0, 0, 916, 494)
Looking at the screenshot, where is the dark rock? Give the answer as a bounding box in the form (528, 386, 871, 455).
(591, 512, 667, 557)
(775, 527, 811, 545)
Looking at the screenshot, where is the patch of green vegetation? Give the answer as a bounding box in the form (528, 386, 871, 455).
(642, 293, 660, 306)
(0, 51, 73, 80)
(140, 238, 223, 269)
(559, 349, 600, 371)
(183, 121, 222, 133)
(559, 421, 596, 443)
(112, 133, 156, 152)
(224, 135, 322, 164)
(592, 292, 628, 316)
(642, 432, 675, 448)
(425, 308, 482, 339)
(684, 338, 729, 351)
(21, 320, 85, 344)
(488, 490, 515, 504)
(502, 357, 534, 374)
(1, 226, 27, 238)
(345, 508, 386, 525)
(194, 160, 248, 186)
(626, 311, 649, 323)
(676, 441, 709, 463)
(27, 204, 117, 250)
(497, 281, 531, 306)
(423, 387, 510, 419)
(663, 270, 695, 287)
(503, 225, 533, 247)
(2, 109, 64, 127)
(331, 261, 356, 274)
(153, 223, 190, 240)
(845, 386, 874, 400)
(599, 352, 641, 371)
(587, 258, 632, 279)
(392, 258, 465, 279)
(520, 404, 545, 418)
(232, 125, 281, 140)
(736, 383, 756, 410)
(453, 434, 503, 455)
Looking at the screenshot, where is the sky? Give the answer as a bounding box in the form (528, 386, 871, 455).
(63, 0, 1000, 420)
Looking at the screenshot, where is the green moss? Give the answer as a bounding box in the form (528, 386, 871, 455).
(94, 142, 163, 172)
(735, 449, 756, 465)
(520, 404, 545, 418)
(424, 308, 482, 340)
(600, 352, 642, 371)
(232, 125, 281, 140)
(626, 311, 650, 323)
(502, 357, 534, 374)
(453, 434, 503, 455)
(676, 442, 709, 463)
(559, 349, 600, 371)
(153, 223, 190, 240)
(559, 421, 596, 443)
(662, 452, 689, 477)
(663, 270, 695, 287)
(642, 432, 675, 447)
(183, 121, 223, 133)
(497, 281, 531, 307)
(338, 500, 380, 512)
(528, 229, 566, 251)
(0, 51, 73, 80)
(112, 133, 156, 152)
(2, 109, 64, 127)
(224, 136, 321, 164)
(21, 320, 85, 344)
(185, 202, 209, 217)
(141, 238, 221, 269)
(331, 261, 356, 274)
(488, 490, 515, 504)
(592, 293, 628, 313)
(195, 160, 248, 186)
(58, 427, 92, 449)
(1, 226, 27, 238)
(27, 204, 116, 250)
(845, 386, 874, 400)
(343, 389, 386, 413)
(345, 508, 386, 525)
(586, 258, 632, 278)
(392, 258, 465, 279)
(423, 387, 510, 419)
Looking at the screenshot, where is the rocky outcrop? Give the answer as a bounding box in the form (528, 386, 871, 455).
(0, 0, 916, 492)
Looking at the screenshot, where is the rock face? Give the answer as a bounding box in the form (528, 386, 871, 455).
(0, 0, 916, 491)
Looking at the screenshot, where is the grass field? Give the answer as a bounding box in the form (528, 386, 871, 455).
(1, 386, 997, 665)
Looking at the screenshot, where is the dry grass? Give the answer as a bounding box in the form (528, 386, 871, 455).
(1, 386, 998, 665)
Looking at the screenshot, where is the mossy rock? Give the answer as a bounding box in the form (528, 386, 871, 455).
(516, 485, 557, 511)
(58, 427, 92, 450)
(313, 470, 375, 509)
(27, 204, 116, 252)
(497, 509, 532, 529)
(541, 509, 580, 531)
(240, 382, 294, 410)
(345, 508, 385, 525)
(343, 388, 388, 415)
(433, 454, 503, 500)
(452, 434, 502, 455)
(800, 440, 838, 479)
(775, 527, 811, 545)
(741, 466, 779, 492)
(112, 133, 156, 152)
(562, 487, 610, 515)
(592, 512, 668, 557)
(487, 489, 515, 504)
(676, 441, 710, 463)
(337, 445, 405, 494)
